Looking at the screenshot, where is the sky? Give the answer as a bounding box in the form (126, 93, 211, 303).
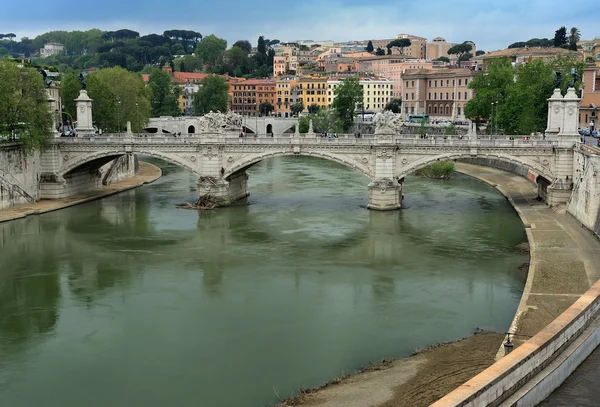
(1, 0, 596, 51)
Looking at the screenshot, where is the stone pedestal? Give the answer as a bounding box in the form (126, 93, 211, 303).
(197, 172, 248, 207)
(75, 90, 94, 133)
(367, 178, 403, 210)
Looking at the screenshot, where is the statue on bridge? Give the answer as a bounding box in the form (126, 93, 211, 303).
(374, 111, 401, 134)
(198, 111, 243, 133)
(224, 112, 243, 130)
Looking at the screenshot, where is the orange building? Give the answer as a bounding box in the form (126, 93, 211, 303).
(231, 79, 276, 116)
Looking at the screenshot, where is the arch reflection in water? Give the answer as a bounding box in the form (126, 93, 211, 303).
(0, 156, 527, 407)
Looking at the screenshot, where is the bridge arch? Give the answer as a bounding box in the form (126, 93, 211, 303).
(222, 151, 373, 181)
(396, 152, 554, 183)
(59, 149, 200, 178)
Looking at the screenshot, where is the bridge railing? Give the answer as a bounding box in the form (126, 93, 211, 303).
(53, 134, 556, 148)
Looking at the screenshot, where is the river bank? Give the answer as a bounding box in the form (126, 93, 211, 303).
(0, 161, 161, 223)
(278, 162, 600, 407)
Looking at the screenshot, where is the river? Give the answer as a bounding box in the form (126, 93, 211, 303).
(0, 157, 527, 407)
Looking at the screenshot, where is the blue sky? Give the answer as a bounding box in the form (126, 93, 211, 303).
(1, 0, 596, 51)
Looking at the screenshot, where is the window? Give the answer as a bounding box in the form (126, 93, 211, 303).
(411, 92, 414, 100)
(406, 93, 409, 100)
(445, 105, 450, 115)
(434, 92, 437, 100)
(464, 92, 467, 99)
(458, 79, 462, 86)
(429, 80, 432, 87)
(435, 80, 438, 87)
(452, 80, 455, 86)
(411, 81, 414, 87)
(446, 80, 449, 86)
(458, 107, 462, 115)
(465, 79, 469, 86)
(434, 105, 438, 114)
(406, 81, 409, 88)
(446, 92, 449, 99)
(428, 105, 432, 114)
(458, 92, 461, 100)
(428, 92, 431, 99)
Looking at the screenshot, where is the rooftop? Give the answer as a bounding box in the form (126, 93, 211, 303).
(481, 46, 580, 59)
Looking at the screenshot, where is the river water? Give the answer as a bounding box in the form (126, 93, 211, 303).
(0, 157, 526, 407)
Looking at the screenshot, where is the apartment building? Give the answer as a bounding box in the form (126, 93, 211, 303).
(319, 54, 358, 73)
(327, 77, 394, 112)
(230, 79, 276, 116)
(358, 55, 433, 98)
(298, 77, 329, 109)
(426, 38, 476, 60)
(579, 66, 600, 128)
(274, 76, 300, 117)
(401, 68, 478, 120)
(366, 34, 427, 59)
(40, 42, 65, 58)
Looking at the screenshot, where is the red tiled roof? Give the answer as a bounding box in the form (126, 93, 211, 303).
(172, 72, 211, 83)
(141, 74, 150, 83)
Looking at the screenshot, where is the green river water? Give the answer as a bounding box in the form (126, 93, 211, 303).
(0, 157, 527, 407)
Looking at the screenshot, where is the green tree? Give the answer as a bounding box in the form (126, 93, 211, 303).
(291, 101, 304, 116)
(225, 46, 249, 75)
(195, 34, 227, 68)
(257, 36, 267, 57)
(193, 75, 229, 114)
(553, 26, 567, 47)
(259, 101, 274, 116)
(312, 108, 341, 133)
(375, 48, 386, 56)
(148, 68, 181, 117)
(465, 57, 514, 125)
(308, 103, 320, 114)
(476, 50, 485, 56)
(384, 98, 402, 113)
(59, 73, 81, 122)
(331, 77, 363, 132)
(448, 42, 473, 66)
(568, 27, 581, 51)
(434, 56, 450, 63)
(298, 115, 310, 133)
(366, 41, 374, 53)
(86, 67, 150, 132)
(386, 38, 411, 55)
(233, 40, 252, 53)
(0, 61, 53, 151)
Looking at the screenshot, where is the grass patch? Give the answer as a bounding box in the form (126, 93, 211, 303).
(415, 161, 455, 180)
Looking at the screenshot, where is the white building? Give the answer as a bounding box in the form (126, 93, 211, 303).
(40, 43, 65, 58)
(327, 77, 394, 112)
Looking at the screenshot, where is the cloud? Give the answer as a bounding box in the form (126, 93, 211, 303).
(1, 0, 597, 50)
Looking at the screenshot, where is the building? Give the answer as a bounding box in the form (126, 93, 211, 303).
(319, 54, 358, 73)
(172, 72, 211, 114)
(366, 34, 427, 59)
(327, 77, 394, 113)
(579, 66, 600, 128)
(401, 68, 478, 120)
(230, 79, 276, 117)
(579, 39, 595, 62)
(426, 38, 476, 61)
(274, 76, 299, 117)
(40, 43, 65, 58)
(357, 55, 433, 98)
(298, 77, 330, 110)
(480, 47, 582, 70)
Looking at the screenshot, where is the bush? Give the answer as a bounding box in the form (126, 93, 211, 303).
(415, 161, 455, 179)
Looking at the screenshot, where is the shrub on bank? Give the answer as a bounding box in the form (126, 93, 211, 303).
(415, 161, 455, 180)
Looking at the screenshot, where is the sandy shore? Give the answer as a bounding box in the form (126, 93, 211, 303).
(0, 161, 161, 223)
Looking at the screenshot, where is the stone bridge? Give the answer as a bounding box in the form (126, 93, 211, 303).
(146, 116, 298, 135)
(34, 87, 580, 210)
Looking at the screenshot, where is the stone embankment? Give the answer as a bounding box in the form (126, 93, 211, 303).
(279, 162, 600, 407)
(0, 161, 161, 223)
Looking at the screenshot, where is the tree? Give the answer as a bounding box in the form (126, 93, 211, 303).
(291, 101, 304, 116)
(298, 115, 310, 133)
(331, 77, 363, 132)
(375, 47, 386, 56)
(308, 103, 320, 114)
(568, 27, 581, 51)
(257, 36, 267, 56)
(225, 46, 248, 75)
(86, 67, 150, 132)
(195, 34, 227, 68)
(476, 50, 485, 56)
(366, 41, 374, 53)
(554, 26, 567, 47)
(312, 108, 341, 134)
(233, 40, 252, 53)
(193, 75, 229, 114)
(458, 52, 473, 62)
(259, 101, 274, 116)
(434, 56, 450, 63)
(148, 69, 181, 117)
(448, 42, 473, 61)
(0, 61, 53, 151)
(384, 98, 402, 113)
(386, 38, 411, 55)
(60, 73, 82, 122)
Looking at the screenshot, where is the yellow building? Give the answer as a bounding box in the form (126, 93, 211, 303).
(298, 77, 329, 110)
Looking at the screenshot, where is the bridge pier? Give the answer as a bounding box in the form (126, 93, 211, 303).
(367, 178, 403, 211)
(197, 171, 249, 207)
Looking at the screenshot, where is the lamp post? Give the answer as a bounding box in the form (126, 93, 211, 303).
(490, 102, 495, 136)
(136, 101, 140, 136)
(117, 98, 121, 135)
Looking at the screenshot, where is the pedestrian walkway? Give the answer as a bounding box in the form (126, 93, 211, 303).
(0, 161, 161, 223)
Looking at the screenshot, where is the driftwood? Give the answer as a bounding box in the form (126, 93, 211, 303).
(176, 194, 216, 210)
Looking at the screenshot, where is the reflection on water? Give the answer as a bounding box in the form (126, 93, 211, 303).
(0, 157, 527, 407)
